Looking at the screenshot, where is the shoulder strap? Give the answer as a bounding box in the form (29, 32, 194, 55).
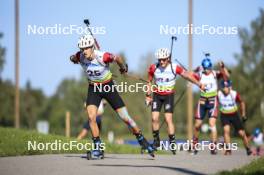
(94, 50, 107, 67)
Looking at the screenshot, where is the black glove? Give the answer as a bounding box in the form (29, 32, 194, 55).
(70, 55, 78, 64)
(70, 52, 81, 64)
(119, 64, 128, 74)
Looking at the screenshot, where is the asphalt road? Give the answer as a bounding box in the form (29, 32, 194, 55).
(0, 149, 256, 175)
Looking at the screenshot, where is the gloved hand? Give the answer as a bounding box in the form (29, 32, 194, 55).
(145, 95, 153, 107)
(119, 64, 128, 74)
(70, 52, 81, 64)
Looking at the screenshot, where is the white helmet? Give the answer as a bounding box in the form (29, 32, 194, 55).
(155, 48, 171, 59)
(78, 35, 95, 49)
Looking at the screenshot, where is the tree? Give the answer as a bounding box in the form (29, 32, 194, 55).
(231, 9, 264, 131)
(20, 81, 46, 129)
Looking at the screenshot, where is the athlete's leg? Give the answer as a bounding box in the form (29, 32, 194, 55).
(233, 115, 252, 155)
(151, 112, 161, 149)
(165, 113, 174, 135)
(86, 84, 102, 139)
(209, 117, 218, 143)
(238, 129, 250, 149)
(208, 97, 218, 144)
(85, 84, 105, 159)
(194, 119, 203, 141)
(193, 99, 206, 142)
(151, 93, 163, 149)
(165, 112, 176, 154)
(164, 94, 175, 135)
(152, 112, 160, 131)
(86, 105, 99, 137)
(223, 124, 231, 155)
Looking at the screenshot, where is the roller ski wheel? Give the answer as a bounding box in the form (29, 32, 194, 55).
(86, 150, 104, 160)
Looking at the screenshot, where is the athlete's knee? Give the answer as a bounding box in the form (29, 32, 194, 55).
(87, 111, 97, 122)
(152, 116, 159, 123)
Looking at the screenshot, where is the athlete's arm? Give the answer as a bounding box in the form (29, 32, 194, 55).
(102, 52, 127, 73)
(146, 64, 155, 96)
(177, 66, 205, 91)
(191, 72, 200, 81)
(114, 55, 128, 74)
(217, 61, 230, 80)
(236, 93, 246, 118)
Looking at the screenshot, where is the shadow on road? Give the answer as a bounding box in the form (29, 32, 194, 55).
(64, 155, 154, 160)
(64, 155, 87, 159)
(92, 164, 206, 175)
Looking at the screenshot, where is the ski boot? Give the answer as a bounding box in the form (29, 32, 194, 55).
(246, 147, 252, 156)
(151, 137, 161, 151)
(169, 135, 177, 155)
(191, 137, 199, 155)
(210, 142, 217, 155)
(87, 137, 104, 160)
(224, 150, 232, 155)
(136, 133, 155, 157)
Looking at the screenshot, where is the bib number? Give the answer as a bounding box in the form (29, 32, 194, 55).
(87, 70, 101, 76)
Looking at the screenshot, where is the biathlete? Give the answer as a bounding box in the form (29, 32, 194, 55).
(217, 80, 252, 155)
(70, 34, 155, 158)
(145, 48, 206, 154)
(192, 55, 229, 154)
(250, 128, 263, 156)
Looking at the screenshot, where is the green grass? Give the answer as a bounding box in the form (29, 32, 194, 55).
(217, 157, 264, 175)
(0, 127, 140, 157)
(0, 126, 248, 157)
